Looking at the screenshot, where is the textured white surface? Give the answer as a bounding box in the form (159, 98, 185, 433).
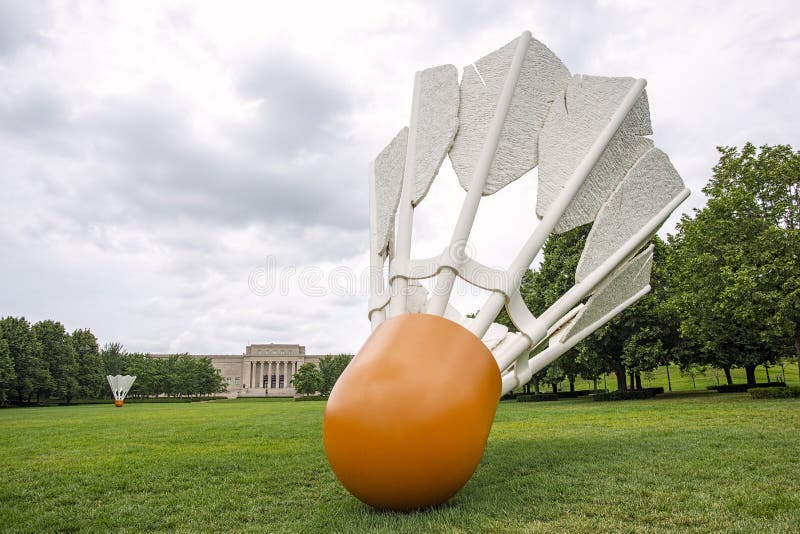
(537, 75, 653, 233)
(575, 148, 685, 282)
(481, 323, 510, 350)
(405, 281, 429, 313)
(412, 64, 459, 205)
(449, 36, 570, 195)
(107, 374, 137, 401)
(564, 247, 653, 342)
(371, 127, 407, 255)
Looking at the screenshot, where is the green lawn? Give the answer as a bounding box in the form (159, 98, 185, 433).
(1, 394, 798, 532)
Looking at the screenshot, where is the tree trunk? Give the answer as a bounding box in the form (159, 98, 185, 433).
(723, 367, 733, 385)
(533, 376, 540, 394)
(613, 361, 627, 391)
(629, 370, 635, 390)
(744, 365, 757, 386)
(665, 364, 672, 392)
(635, 371, 642, 390)
(764, 364, 771, 383)
(593, 377, 598, 390)
(551, 383, 558, 394)
(568, 375, 576, 392)
(794, 322, 800, 380)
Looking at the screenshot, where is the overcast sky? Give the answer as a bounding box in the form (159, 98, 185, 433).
(1, 1, 798, 355)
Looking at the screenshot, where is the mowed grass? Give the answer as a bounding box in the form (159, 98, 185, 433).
(1, 394, 798, 533)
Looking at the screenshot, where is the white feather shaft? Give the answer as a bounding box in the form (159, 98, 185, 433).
(388, 72, 423, 317)
(426, 31, 532, 316)
(368, 159, 387, 329)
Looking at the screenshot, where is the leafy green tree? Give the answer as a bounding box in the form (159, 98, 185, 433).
(101, 342, 127, 377)
(539, 361, 566, 394)
(0, 327, 15, 405)
(195, 357, 227, 396)
(680, 364, 707, 389)
(318, 354, 352, 395)
(70, 329, 105, 399)
(32, 320, 78, 402)
(122, 354, 225, 398)
(0, 317, 50, 403)
(292, 363, 323, 396)
(668, 144, 799, 385)
(123, 353, 152, 397)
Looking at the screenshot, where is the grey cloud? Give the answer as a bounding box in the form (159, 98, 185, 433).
(0, 2, 53, 57)
(0, 87, 68, 134)
(1, 81, 367, 239)
(237, 49, 353, 153)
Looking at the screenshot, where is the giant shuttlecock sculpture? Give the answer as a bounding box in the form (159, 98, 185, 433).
(323, 31, 689, 510)
(107, 375, 136, 407)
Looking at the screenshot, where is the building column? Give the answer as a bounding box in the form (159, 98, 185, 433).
(248, 361, 253, 388)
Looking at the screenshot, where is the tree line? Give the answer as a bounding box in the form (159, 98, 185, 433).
(494, 143, 799, 393)
(0, 319, 226, 406)
(291, 354, 352, 396)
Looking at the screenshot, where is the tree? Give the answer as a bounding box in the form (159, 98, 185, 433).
(101, 342, 127, 377)
(32, 320, 78, 402)
(292, 363, 323, 396)
(539, 361, 566, 394)
(71, 329, 105, 399)
(680, 364, 707, 389)
(318, 354, 352, 395)
(0, 317, 49, 403)
(195, 357, 228, 396)
(668, 144, 799, 385)
(0, 327, 15, 405)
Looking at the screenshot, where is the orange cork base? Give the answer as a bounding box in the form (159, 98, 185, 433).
(323, 313, 501, 510)
(114, 400, 124, 407)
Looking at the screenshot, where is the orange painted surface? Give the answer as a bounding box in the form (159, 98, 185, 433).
(323, 314, 501, 510)
(114, 400, 123, 407)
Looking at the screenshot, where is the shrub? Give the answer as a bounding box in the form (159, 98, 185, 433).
(644, 387, 664, 395)
(708, 382, 786, 393)
(553, 390, 593, 398)
(294, 395, 328, 401)
(748, 386, 800, 399)
(592, 389, 659, 401)
(517, 393, 558, 402)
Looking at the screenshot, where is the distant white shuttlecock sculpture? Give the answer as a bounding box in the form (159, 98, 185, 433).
(107, 375, 136, 407)
(323, 31, 689, 510)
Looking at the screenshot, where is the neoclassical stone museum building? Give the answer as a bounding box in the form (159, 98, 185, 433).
(152, 343, 323, 397)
